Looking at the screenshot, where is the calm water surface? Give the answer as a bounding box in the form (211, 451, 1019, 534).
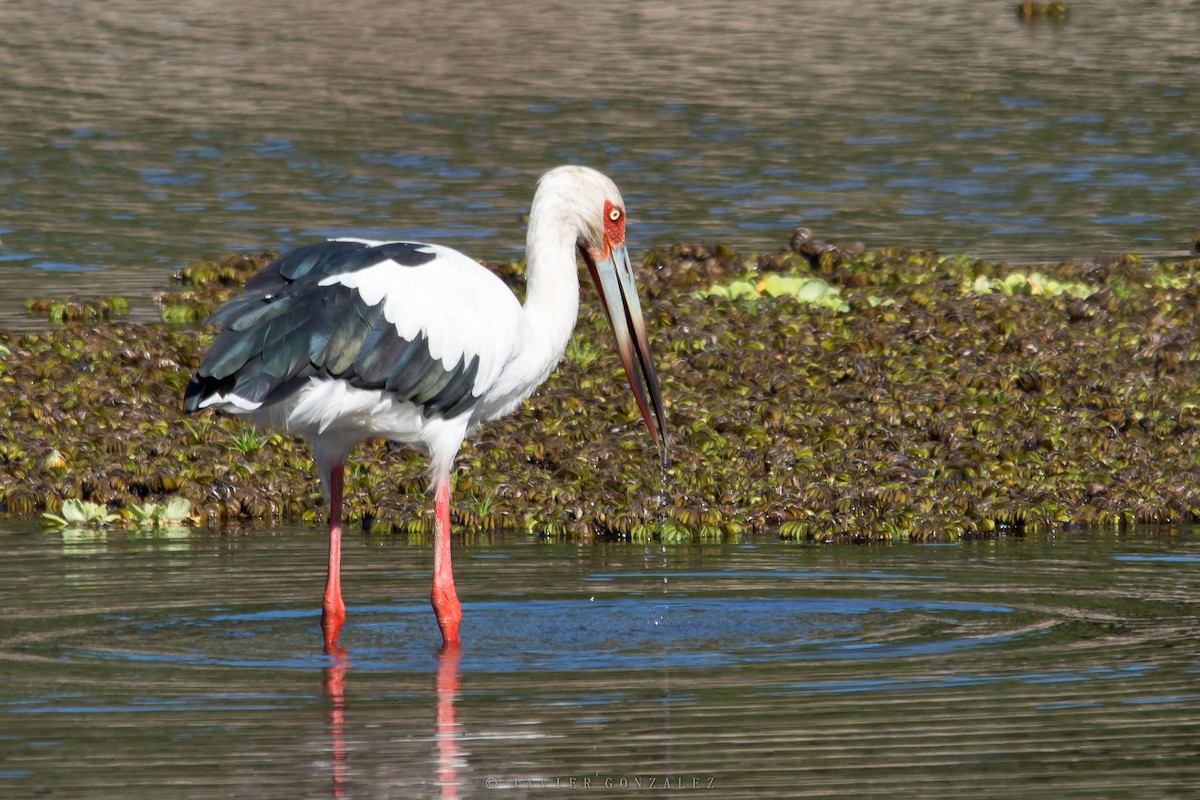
(2, 1, 1199, 327)
(1, 522, 1198, 798)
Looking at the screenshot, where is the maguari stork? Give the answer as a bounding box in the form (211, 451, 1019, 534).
(183, 166, 668, 651)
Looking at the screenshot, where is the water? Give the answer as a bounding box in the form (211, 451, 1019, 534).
(2, 1, 1200, 328)
(2, 521, 1198, 798)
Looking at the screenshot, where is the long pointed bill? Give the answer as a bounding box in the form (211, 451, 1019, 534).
(582, 242, 669, 468)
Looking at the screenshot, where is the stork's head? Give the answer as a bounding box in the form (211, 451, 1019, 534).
(534, 165, 668, 466)
(533, 165, 625, 258)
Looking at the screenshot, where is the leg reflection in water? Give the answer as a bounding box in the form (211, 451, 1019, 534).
(320, 643, 465, 799)
(323, 647, 349, 799)
(436, 643, 463, 799)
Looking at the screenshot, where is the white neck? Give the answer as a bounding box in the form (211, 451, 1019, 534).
(518, 200, 582, 387)
(476, 196, 582, 425)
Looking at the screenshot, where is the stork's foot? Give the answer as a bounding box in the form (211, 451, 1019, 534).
(432, 586, 462, 646)
(321, 601, 346, 652)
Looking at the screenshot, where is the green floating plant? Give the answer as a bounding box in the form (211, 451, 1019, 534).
(564, 335, 603, 369)
(42, 499, 120, 529)
(227, 428, 279, 454)
(8, 235, 1200, 544)
(699, 274, 849, 312)
(26, 296, 129, 325)
(160, 304, 208, 324)
(129, 497, 193, 529)
(964, 271, 1094, 299)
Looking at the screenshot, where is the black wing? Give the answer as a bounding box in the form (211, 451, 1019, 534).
(183, 240, 481, 418)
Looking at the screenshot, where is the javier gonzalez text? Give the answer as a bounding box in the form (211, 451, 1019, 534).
(484, 775, 717, 790)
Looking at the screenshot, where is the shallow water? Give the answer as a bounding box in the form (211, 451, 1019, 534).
(2, 1, 1199, 328)
(2, 521, 1198, 798)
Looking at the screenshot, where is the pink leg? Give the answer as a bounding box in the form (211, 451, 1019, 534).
(431, 475, 462, 645)
(322, 459, 347, 653)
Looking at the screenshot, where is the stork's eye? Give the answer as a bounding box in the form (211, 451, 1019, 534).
(602, 200, 626, 245)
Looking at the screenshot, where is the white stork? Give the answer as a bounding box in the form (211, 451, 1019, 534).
(183, 166, 668, 652)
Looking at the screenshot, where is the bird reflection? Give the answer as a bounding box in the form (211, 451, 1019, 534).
(323, 645, 349, 799)
(435, 643, 463, 799)
(320, 642, 464, 799)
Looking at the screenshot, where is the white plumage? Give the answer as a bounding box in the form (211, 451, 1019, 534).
(316, 241, 521, 394)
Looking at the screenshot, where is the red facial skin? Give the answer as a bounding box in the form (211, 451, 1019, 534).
(602, 199, 625, 257)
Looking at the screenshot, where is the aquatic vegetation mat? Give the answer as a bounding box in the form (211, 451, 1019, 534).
(2, 235, 1199, 542)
